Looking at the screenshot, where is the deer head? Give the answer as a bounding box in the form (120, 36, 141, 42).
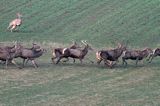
(16, 13, 23, 18)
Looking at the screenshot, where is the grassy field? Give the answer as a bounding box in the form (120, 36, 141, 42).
(0, 0, 160, 106)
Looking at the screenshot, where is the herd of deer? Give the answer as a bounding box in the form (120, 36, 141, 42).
(4, 13, 160, 69)
(0, 42, 46, 69)
(0, 40, 159, 69)
(52, 41, 159, 68)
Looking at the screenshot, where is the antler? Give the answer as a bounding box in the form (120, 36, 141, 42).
(71, 39, 77, 45)
(81, 40, 87, 45)
(117, 42, 122, 48)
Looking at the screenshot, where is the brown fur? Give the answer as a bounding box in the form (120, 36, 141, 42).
(55, 41, 92, 64)
(148, 48, 160, 63)
(0, 44, 21, 68)
(14, 43, 46, 68)
(122, 48, 152, 66)
(51, 41, 80, 63)
(96, 43, 126, 68)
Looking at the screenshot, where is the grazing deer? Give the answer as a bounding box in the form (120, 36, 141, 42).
(51, 41, 80, 63)
(96, 43, 126, 68)
(55, 40, 93, 64)
(122, 48, 152, 66)
(7, 13, 22, 32)
(147, 48, 160, 63)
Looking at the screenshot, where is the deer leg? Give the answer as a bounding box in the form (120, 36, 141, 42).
(73, 58, 75, 63)
(79, 59, 83, 64)
(22, 59, 26, 67)
(31, 60, 38, 68)
(148, 55, 155, 63)
(10, 25, 16, 32)
(7, 24, 12, 30)
(11, 59, 21, 69)
(97, 59, 102, 65)
(112, 61, 117, 67)
(109, 61, 114, 68)
(51, 56, 57, 64)
(122, 58, 127, 66)
(55, 57, 62, 64)
(146, 54, 152, 61)
(25, 58, 30, 65)
(5, 59, 8, 69)
(104, 60, 111, 68)
(14, 26, 18, 31)
(135, 58, 139, 66)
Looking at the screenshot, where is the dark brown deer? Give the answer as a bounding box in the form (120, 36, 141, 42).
(96, 43, 126, 68)
(51, 41, 80, 63)
(0, 43, 21, 69)
(122, 48, 152, 66)
(55, 41, 93, 64)
(147, 48, 160, 63)
(7, 13, 22, 32)
(14, 43, 46, 68)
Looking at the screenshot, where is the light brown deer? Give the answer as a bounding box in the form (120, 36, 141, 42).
(7, 13, 22, 32)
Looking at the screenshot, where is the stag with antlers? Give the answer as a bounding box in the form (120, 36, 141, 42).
(51, 40, 81, 63)
(55, 40, 93, 64)
(96, 43, 126, 68)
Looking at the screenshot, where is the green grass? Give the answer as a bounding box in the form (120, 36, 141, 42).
(0, 0, 160, 106)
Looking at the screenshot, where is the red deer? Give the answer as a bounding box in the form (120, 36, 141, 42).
(122, 48, 152, 66)
(51, 41, 80, 63)
(96, 43, 126, 68)
(0, 43, 21, 69)
(7, 13, 22, 32)
(147, 48, 160, 63)
(14, 43, 46, 68)
(55, 40, 93, 64)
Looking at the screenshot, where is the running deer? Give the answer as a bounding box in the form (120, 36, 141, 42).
(96, 43, 126, 68)
(7, 13, 22, 32)
(0, 42, 21, 69)
(55, 40, 93, 64)
(14, 43, 46, 68)
(122, 48, 152, 66)
(51, 41, 80, 63)
(147, 48, 160, 63)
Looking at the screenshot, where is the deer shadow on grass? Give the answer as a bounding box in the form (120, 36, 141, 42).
(14, 30, 40, 33)
(4, 60, 159, 70)
(114, 61, 160, 70)
(51, 62, 98, 68)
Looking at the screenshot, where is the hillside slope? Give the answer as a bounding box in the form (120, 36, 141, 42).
(0, 1, 160, 106)
(0, 0, 160, 47)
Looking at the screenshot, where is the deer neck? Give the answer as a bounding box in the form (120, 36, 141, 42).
(33, 49, 44, 56)
(115, 47, 124, 57)
(81, 46, 88, 56)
